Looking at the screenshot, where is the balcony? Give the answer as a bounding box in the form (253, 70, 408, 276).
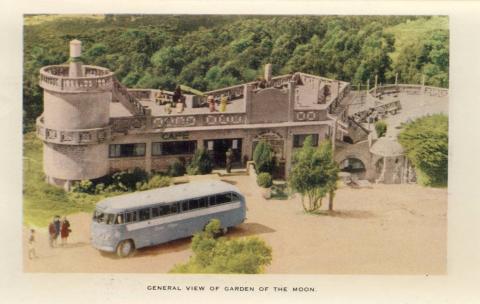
(39, 65, 114, 93)
(36, 116, 112, 145)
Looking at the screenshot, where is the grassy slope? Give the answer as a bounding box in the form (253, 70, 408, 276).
(386, 16, 449, 63)
(23, 132, 106, 227)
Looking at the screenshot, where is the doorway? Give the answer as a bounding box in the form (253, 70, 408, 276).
(204, 138, 243, 168)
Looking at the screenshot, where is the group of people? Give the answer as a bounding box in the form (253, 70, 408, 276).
(27, 216, 72, 260)
(48, 215, 71, 248)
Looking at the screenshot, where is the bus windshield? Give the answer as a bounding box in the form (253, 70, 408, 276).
(93, 210, 116, 225)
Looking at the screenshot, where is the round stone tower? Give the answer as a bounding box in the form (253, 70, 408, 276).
(36, 40, 114, 190)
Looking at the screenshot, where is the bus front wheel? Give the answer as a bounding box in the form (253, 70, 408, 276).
(116, 240, 135, 258)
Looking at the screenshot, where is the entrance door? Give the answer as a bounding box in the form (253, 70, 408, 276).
(204, 138, 243, 168)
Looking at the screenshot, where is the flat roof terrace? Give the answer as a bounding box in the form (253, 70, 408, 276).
(109, 73, 350, 119)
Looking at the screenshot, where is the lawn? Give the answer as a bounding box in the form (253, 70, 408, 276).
(23, 132, 108, 227)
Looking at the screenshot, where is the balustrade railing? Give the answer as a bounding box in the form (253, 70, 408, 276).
(368, 84, 449, 97)
(36, 116, 111, 145)
(39, 65, 114, 92)
(112, 79, 147, 116)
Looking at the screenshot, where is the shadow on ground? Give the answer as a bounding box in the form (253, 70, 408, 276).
(228, 222, 276, 237)
(312, 210, 376, 219)
(98, 222, 275, 260)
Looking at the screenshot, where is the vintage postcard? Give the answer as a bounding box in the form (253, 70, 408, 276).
(2, 1, 480, 303)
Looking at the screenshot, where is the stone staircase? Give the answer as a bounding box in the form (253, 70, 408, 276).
(112, 77, 147, 116)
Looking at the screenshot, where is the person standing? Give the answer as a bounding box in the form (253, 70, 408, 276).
(225, 148, 233, 173)
(60, 217, 71, 246)
(28, 229, 37, 259)
(53, 215, 61, 247)
(48, 218, 56, 248)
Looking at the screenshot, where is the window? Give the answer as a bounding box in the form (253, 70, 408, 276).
(139, 208, 151, 221)
(115, 214, 124, 224)
(211, 193, 232, 206)
(189, 199, 199, 210)
(170, 203, 179, 214)
(181, 201, 189, 212)
(159, 205, 171, 216)
(151, 206, 160, 218)
(125, 211, 137, 223)
(232, 193, 241, 201)
(198, 197, 207, 208)
(109, 143, 146, 158)
(152, 141, 196, 156)
(293, 134, 319, 148)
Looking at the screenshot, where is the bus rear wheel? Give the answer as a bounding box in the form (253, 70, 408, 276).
(116, 240, 135, 258)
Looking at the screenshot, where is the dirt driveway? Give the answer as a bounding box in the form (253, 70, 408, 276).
(24, 175, 446, 274)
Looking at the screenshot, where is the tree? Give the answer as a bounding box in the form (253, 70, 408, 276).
(187, 148, 213, 175)
(398, 114, 448, 186)
(170, 219, 272, 274)
(375, 120, 388, 137)
(288, 136, 339, 212)
(253, 140, 275, 174)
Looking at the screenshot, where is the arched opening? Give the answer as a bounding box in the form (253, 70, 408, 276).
(343, 135, 354, 144)
(339, 158, 366, 179)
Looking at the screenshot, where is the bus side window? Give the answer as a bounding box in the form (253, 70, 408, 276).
(232, 193, 240, 201)
(152, 206, 160, 218)
(170, 203, 178, 214)
(125, 211, 137, 223)
(181, 201, 189, 212)
(189, 199, 199, 210)
(209, 195, 216, 207)
(199, 197, 207, 208)
(139, 208, 151, 221)
(115, 213, 124, 224)
(216, 193, 232, 205)
(159, 205, 170, 216)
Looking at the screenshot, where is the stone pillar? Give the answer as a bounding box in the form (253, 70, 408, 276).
(395, 73, 398, 86)
(244, 84, 254, 124)
(145, 140, 152, 173)
(145, 108, 152, 129)
(69, 39, 83, 77)
(284, 128, 293, 178)
(331, 120, 337, 153)
(264, 63, 272, 82)
(366, 79, 370, 93)
(287, 80, 296, 122)
(374, 75, 378, 96)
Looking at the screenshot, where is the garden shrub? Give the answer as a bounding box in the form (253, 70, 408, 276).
(137, 175, 171, 191)
(257, 172, 273, 188)
(187, 148, 213, 175)
(170, 220, 272, 274)
(253, 140, 275, 174)
(398, 114, 448, 186)
(375, 120, 387, 137)
(167, 158, 186, 177)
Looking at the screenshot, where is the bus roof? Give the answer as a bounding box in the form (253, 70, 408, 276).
(96, 179, 241, 213)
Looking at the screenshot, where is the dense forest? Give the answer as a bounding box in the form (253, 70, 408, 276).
(23, 15, 449, 130)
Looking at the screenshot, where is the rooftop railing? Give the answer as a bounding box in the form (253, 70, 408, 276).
(39, 65, 114, 93)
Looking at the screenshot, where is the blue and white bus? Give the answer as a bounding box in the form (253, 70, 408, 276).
(90, 180, 246, 257)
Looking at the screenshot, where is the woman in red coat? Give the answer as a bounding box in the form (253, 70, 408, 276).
(60, 217, 71, 246)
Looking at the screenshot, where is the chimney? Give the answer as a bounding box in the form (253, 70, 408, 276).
(69, 39, 84, 77)
(264, 63, 272, 82)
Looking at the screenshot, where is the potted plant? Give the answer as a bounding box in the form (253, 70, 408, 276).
(257, 172, 273, 199)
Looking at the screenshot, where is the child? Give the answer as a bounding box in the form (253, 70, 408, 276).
(28, 229, 36, 259)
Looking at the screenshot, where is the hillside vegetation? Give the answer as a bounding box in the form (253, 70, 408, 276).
(23, 15, 448, 131)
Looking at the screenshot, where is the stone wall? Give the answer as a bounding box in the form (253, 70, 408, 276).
(44, 143, 109, 180)
(44, 90, 111, 130)
(248, 87, 290, 124)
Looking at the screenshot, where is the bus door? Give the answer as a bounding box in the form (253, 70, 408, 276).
(135, 208, 155, 247)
